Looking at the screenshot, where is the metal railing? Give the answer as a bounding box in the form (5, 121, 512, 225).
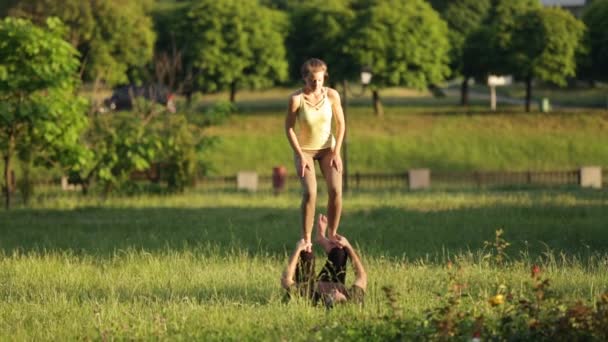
(15, 168, 604, 194)
(197, 169, 590, 192)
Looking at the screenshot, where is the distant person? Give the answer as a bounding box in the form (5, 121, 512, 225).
(281, 214, 367, 307)
(285, 58, 346, 251)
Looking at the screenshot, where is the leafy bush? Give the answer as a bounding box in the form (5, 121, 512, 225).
(312, 230, 608, 341)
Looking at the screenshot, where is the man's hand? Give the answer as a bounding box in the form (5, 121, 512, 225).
(335, 235, 352, 250)
(296, 239, 312, 253)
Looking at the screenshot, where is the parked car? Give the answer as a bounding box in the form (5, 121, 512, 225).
(101, 84, 176, 113)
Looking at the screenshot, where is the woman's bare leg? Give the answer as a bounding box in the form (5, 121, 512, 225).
(296, 153, 317, 244)
(319, 152, 342, 238)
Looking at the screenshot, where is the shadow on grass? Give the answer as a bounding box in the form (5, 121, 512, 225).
(61, 283, 274, 305)
(1, 200, 607, 261)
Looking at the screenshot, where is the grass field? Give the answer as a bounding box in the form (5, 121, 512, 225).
(199, 102, 608, 176)
(1, 189, 607, 339)
(2, 86, 608, 339)
(148, 85, 606, 177)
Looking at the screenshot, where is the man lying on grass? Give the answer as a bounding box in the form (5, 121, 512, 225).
(281, 214, 367, 308)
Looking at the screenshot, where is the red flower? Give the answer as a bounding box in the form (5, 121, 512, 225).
(531, 265, 541, 278)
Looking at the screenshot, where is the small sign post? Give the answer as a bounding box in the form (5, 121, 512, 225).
(487, 75, 512, 111)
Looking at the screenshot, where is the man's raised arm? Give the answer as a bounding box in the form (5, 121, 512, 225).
(281, 239, 311, 290)
(337, 236, 367, 290)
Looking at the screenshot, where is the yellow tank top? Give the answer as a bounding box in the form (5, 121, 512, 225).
(297, 88, 335, 150)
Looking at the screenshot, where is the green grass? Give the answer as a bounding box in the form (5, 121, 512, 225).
(3, 189, 607, 258)
(1, 190, 607, 339)
(2, 85, 608, 338)
(200, 104, 608, 175)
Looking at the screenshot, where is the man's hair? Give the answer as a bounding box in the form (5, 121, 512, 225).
(295, 251, 315, 298)
(318, 247, 348, 284)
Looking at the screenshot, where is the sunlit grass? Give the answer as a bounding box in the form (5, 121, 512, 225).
(0, 247, 607, 340)
(201, 107, 608, 175)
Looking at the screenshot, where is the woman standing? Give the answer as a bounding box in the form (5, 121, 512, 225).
(285, 58, 345, 250)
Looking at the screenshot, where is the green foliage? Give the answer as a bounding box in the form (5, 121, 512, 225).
(86, 0, 156, 85)
(177, 0, 288, 96)
(4, 0, 156, 85)
(285, 0, 356, 82)
(345, 0, 451, 90)
(510, 7, 585, 86)
(483, 229, 511, 266)
(315, 253, 608, 341)
(461, 26, 495, 80)
(0, 17, 87, 207)
(83, 112, 161, 193)
(154, 102, 232, 192)
(0, 17, 79, 94)
(71, 101, 230, 195)
(439, 0, 491, 77)
(485, 0, 542, 75)
(581, 0, 608, 81)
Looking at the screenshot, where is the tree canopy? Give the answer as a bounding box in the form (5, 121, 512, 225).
(433, 0, 491, 105)
(345, 0, 450, 115)
(0, 17, 88, 208)
(581, 0, 608, 82)
(178, 0, 289, 102)
(347, 0, 450, 89)
(486, 0, 542, 75)
(3, 0, 156, 85)
(285, 0, 356, 82)
(511, 7, 584, 86)
(441, 0, 491, 75)
(510, 7, 585, 111)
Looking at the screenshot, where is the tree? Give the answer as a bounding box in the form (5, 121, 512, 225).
(486, 0, 541, 76)
(510, 7, 585, 111)
(345, 0, 450, 116)
(178, 0, 288, 102)
(286, 0, 357, 83)
(436, 0, 491, 105)
(0, 17, 88, 209)
(580, 0, 608, 82)
(3, 0, 156, 85)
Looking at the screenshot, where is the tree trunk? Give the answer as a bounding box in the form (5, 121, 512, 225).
(229, 82, 237, 103)
(460, 77, 470, 106)
(81, 181, 89, 196)
(525, 76, 532, 112)
(372, 90, 384, 117)
(185, 90, 193, 106)
(21, 155, 33, 206)
(341, 80, 349, 193)
(3, 132, 14, 210)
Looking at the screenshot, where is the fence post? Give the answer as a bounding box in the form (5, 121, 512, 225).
(579, 166, 602, 189)
(237, 171, 258, 192)
(272, 166, 287, 195)
(408, 169, 430, 190)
